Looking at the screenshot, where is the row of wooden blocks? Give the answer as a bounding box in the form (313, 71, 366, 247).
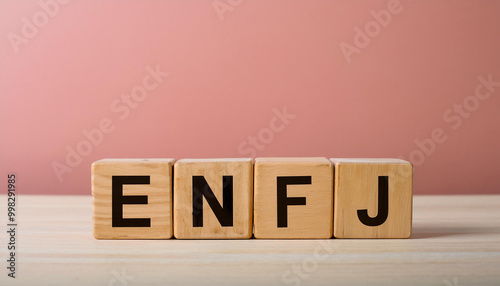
(92, 157, 412, 239)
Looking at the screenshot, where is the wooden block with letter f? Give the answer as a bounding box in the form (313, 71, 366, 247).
(331, 158, 413, 238)
(173, 158, 253, 239)
(253, 157, 333, 239)
(92, 159, 175, 239)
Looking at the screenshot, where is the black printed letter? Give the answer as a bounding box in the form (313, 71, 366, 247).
(357, 176, 389, 226)
(112, 176, 151, 227)
(277, 176, 310, 228)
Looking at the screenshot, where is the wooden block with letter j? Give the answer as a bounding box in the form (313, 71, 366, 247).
(331, 158, 413, 238)
(173, 158, 253, 239)
(253, 157, 333, 239)
(92, 158, 175, 239)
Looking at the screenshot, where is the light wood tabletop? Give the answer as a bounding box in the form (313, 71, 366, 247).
(1, 195, 499, 286)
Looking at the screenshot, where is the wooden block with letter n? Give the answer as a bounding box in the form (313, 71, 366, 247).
(173, 158, 253, 239)
(92, 158, 175, 239)
(331, 158, 413, 238)
(253, 157, 333, 239)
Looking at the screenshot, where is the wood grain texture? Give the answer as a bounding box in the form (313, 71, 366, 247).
(92, 158, 175, 239)
(254, 157, 333, 239)
(0, 195, 499, 285)
(173, 158, 253, 239)
(331, 158, 412, 238)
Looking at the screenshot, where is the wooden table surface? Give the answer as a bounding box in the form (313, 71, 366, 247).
(1, 195, 499, 286)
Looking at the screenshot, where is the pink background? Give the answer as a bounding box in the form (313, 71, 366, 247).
(1, 0, 499, 195)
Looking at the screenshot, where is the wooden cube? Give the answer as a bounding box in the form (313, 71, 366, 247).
(173, 158, 253, 239)
(331, 158, 413, 238)
(92, 159, 174, 239)
(253, 157, 333, 239)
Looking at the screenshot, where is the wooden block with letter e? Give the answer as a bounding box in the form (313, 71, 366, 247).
(253, 157, 333, 239)
(92, 158, 175, 239)
(173, 158, 253, 239)
(331, 158, 413, 238)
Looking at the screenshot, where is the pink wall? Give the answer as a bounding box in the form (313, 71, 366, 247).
(1, 0, 499, 195)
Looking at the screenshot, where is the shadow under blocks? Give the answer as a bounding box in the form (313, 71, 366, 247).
(91, 158, 412, 239)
